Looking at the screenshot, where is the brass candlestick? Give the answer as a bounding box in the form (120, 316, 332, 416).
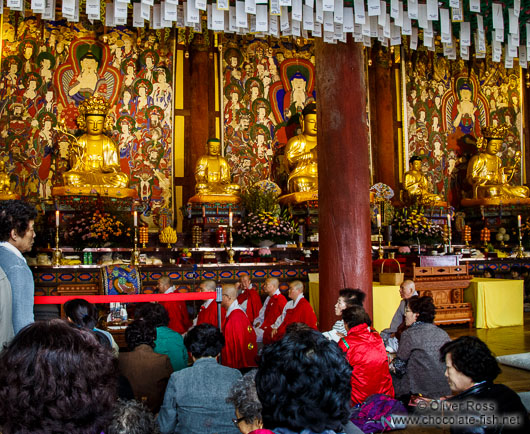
(517, 227, 525, 258)
(52, 226, 62, 266)
(226, 226, 235, 264)
(131, 227, 140, 265)
(377, 226, 384, 259)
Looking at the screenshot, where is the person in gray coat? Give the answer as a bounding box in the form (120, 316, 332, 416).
(158, 323, 241, 434)
(390, 295, 451, 400)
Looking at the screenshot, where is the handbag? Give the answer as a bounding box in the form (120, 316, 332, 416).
(379, 259, 404, 286)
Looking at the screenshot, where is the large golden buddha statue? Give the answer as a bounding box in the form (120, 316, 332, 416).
(285, 103, 318, 194)
(403, 156, 444, 205)
(194, 138, 240, 198)
(62, 96, 129, 189)
(466, 125, 529, 199)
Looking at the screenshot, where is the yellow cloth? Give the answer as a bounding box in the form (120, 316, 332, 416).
(372, 282, 402, 332)
(307, 276, 402, 332)
(465, 278, 524, 328)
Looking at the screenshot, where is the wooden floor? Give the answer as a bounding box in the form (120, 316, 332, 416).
(443, 311, 530, 393)
(401, 312, 530, 433)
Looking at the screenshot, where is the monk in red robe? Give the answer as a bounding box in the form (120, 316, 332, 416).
(236, 274, 262, 323)
(253, 278, 287, 345)
(271, 280, 318, 341)
(157, 277, 192, 334)
(221, 284, 258, 369)
(194, 280, 226, 329)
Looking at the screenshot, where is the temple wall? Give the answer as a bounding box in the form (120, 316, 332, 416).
(402, 49, 523, 206)
(0, 17, 174, 228)
(221, 35, 314, 191)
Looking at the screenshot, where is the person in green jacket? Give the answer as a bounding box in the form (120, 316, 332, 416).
(136, 302, 189, 371)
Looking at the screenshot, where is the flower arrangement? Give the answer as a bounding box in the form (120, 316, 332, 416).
(64, 210, 132, 248)
(237, 210, 297, 245)
(391, 207, 443, 245)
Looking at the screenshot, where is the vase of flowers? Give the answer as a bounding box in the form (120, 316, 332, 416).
(391, 207, 443, 246)
(238, 181, 298, 245)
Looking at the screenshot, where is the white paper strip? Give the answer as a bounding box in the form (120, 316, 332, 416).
(508, 41, 518, 58)
(410, 26, 418, 49)
(165, 1, 177, 20)
(361, 15, 371, 36)
(62, 0, 75, 17)
(509, 8, 518, 34)
(417, 4, 427, 29)
(334, 0, 343, 23)
(449, 0, 459, 7)
(292, 0, 302, 21)
(42, 0, 56, 20)
(235, 1, 247, 27)
(492, 40, 502, 62)
(495, 29, 504, 43)
(460, 21, 471, 46)
(315, 0, 323, 23)
(460, 44, 469, 60)
(270, 0, 280, 14)
(322, 0, 333, 12)
(210, 3, 225, 28)
(324, 11, 334, 31)
(469, 0, 479, 13)
(115, 1, 128, 18)
(407, 0, 418, 20)
(426, 0, 437, 21)
(280, 7, 290, 30)
(292, 18, 301, 35)
(402, 14, 411, 35)
(505, 55, 514, 69)
(303, 4, 314, 30)
(106, 2, 115, 26)
(492, 3, 504, 30)
(390, 0, 398, 19)
(378, 1, 386, 26)
(133, 2, 144, 26)
(245, 0, 256, 15)
(31, 0, 45, 12)
(313, 21, 322, 36)
(141, 2, 151, 20)
(353, 0, 365, 25)
(142, 0, 154, 5)
(305, 0, 314, 8)
(152, 3, 162, 28)
(255, 4, 267, 30)
(195, 0, 206, 11)
(440, 8, 450, 34)
(270, 15, 279, 35)
(344, 7, 354, 32)
(383, 13, 390, 38)
(86, 0, 100, 18)
(511, 33, 520, 47)
(367, 0, 380, 17)
(395, 1, 403, 27)
(390, 23, 401, 45)
(424, 20, 433, 38)
(520, 46, 527, 68)
(187, 0, 200, 23)
(217, 0, 229, 9)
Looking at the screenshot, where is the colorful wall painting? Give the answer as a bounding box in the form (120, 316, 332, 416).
(221, 36, 315, 192)
(403, 50, 523, 206)
(0, 18, 174, 228)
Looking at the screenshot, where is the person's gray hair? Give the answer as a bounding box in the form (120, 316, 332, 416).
(201, 280, 216, 291)
(226, 370, 262, 425)
(107, 399, 160, 434)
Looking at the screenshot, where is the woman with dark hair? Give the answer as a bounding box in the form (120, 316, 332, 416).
(226, 370, 264, 434)
(0, 319, 117, 433)
(64, 297, 119, 356)
(256, 328, 352, 433)
(136, 302, 188, 371)
(119, 320, 173, 414)
(323, 288, 366, 342)
(339, 305, 394, 404)
(440, 336, 529, 433)
(390, 296, 451, 400)
(158, 323, 241, 434)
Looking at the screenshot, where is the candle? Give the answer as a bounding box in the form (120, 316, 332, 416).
(133, 211, 138, 227)
(376, 213, 381, 228)
(518, 215, 522, 228)
(229, 211, 233, 227)
(55, 210, 59, 227)
(202, 205, 206, 218)
(447, 214, 451, 229)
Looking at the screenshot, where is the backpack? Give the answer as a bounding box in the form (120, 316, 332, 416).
(350, 393, 407, 433)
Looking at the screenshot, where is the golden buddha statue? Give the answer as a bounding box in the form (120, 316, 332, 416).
(466, 125, 529, 199)
(285, 103, 318, 194)
(62, 96, 129, 188)
(403, 156, 444, 205)
(0, 161, 18, 199)
(194, 138, 240, 197)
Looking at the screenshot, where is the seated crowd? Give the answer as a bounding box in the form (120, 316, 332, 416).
(0, 275, 529, 434)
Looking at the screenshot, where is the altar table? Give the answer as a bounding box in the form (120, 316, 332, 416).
(464, 278, 524, 329)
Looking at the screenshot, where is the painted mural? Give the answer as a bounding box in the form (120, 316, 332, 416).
(0, 17, 174, 227)
(222, 36, 315, 191)
(404, 49, 522, 207)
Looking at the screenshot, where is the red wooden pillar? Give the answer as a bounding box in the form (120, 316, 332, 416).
(315, 40, 373, 331)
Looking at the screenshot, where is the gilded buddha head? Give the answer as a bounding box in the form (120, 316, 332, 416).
(301, 103, 317, 137)
(479, 125, 509, 156)
(77, 96, 114, 134)
(206, 138, 221, 156)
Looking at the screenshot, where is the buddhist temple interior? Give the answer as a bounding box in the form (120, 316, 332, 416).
(1, 3, 530, 339)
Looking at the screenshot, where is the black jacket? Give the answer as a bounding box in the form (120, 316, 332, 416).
(446, 382, 529, 434)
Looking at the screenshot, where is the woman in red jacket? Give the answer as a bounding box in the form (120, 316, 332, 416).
(338, 305, 394, 404)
